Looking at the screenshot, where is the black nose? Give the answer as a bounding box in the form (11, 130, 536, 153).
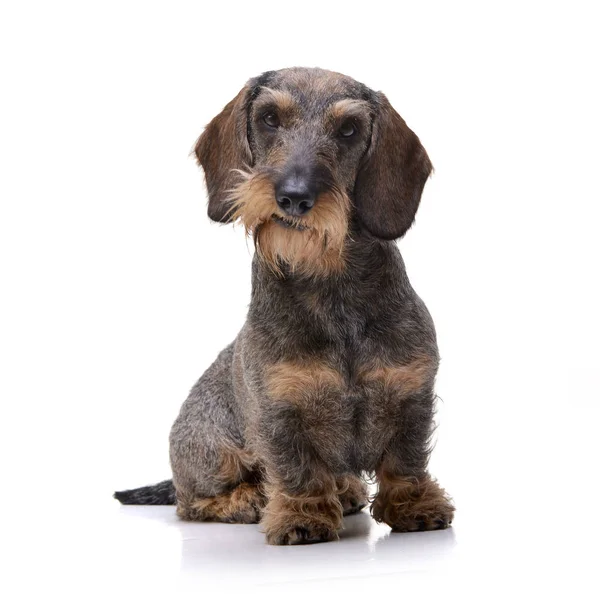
(275, 175, 316, 217)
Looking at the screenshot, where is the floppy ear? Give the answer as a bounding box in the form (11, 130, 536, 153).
(194, 85, 252, 222)
(353, 92, 433, 240)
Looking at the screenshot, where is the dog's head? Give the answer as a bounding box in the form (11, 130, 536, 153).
(195, 67, 432, 276)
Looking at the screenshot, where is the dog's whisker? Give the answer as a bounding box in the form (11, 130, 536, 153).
(231, 167, 254, 180)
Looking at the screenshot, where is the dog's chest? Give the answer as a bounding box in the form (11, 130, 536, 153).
(265, 353, 430, 472)
(252, 259, 434, 471)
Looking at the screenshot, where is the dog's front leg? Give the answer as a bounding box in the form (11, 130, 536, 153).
(257, 402, 344, 545)
(371, 389, 455, 532)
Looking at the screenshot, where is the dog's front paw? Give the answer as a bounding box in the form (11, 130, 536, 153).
(261, 488, 343, 545)
(384, 505, 453, 532)
(266, 520, 339, 545)
(371, 474, 454, 532)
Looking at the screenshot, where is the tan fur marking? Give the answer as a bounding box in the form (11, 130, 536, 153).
(265, 360, 344, 402)
(177, 482, 266, 524)
(227, 172, 350, 277)
(216, 447, 257, 485)
(357, 355, 435, 396)
(261, 478, 343, 545)
(371, 472, 455, 532)
(329, 98, 371, 120)
(258, 87, 298, 115)
(225, 172, 275, 223)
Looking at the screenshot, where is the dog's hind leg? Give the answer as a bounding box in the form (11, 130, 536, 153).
(178, 480, 265, 524)
(169, 342, 265, 523)
(174, 443, 265, 524)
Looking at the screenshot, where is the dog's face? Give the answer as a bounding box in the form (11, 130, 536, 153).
(195, 68, 432, 276)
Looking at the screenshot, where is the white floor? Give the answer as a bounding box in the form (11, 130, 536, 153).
(9, 487, 593, 600)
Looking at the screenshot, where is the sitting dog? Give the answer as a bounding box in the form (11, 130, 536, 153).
(115, 67, 455, 545)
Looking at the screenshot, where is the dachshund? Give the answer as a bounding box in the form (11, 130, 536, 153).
(115, 67, 455, 545)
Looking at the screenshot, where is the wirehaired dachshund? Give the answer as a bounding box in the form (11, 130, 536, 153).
(115, 67, 455, 545)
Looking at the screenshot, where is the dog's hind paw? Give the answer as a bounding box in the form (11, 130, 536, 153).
(338, 475, 369, 516)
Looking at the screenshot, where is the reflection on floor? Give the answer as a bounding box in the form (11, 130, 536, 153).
(109, 504, 457, 596)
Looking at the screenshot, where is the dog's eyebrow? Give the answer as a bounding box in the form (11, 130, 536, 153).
(255, 87, 297, 112)
(329, 99, 371, 119)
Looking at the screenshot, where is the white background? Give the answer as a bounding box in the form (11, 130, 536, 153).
(1, 1, 599, 598)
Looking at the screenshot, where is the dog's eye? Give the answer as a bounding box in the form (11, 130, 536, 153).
(263, 112, 280, 128)
(339, 120, 356, 138)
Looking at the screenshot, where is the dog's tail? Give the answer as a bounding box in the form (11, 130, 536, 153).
(113, 479, 176, 505)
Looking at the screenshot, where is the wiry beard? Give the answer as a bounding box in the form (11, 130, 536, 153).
(226, 170, 351, 277)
